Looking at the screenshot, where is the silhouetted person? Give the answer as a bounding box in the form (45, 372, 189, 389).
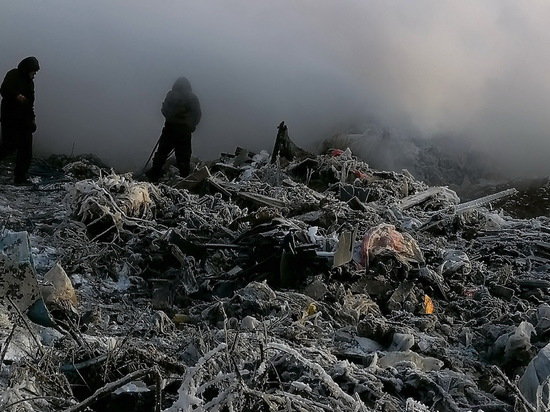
(0, 56, 40, 184)
(146, 77, 202, 182)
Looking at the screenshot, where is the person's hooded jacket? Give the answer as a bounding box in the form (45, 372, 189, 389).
(161, 77, 201, 131)
(0, 56, 40, 125)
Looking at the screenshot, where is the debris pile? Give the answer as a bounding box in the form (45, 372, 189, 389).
(1, 129, 550, 411)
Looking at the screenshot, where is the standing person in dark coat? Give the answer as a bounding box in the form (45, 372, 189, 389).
(0, 56, 40, 184)
(146, 76, 202, 182)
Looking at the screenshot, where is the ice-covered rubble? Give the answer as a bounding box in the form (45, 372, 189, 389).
(0, 142, 549, 411)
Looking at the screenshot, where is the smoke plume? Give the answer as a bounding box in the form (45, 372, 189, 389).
(1, 1, 550, 177)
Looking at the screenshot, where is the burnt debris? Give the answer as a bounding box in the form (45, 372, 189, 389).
(1, 123, 549, 411)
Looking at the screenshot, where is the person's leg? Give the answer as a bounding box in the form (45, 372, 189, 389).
(147, 125, 175, 181)
(174, 128, 192, 178)
(0, 123, 18, 162)
(14, 127, 33, 183)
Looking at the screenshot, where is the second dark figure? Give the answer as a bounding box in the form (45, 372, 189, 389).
(147, 77, 202, 181)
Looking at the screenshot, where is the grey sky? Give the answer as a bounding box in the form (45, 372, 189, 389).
(1, 1, 550, 176)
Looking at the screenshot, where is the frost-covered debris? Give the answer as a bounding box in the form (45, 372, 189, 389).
(0, 144, 549, 412)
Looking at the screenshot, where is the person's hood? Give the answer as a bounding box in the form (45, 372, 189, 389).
(17, 56, 40, 74)
(172, 77, 192, 93)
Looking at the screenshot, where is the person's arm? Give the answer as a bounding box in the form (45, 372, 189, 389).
(190, 96, 202, 126)
(0, 71, 27, 103)
(161, 92, 175, 119)
(1, 72, 18, 98)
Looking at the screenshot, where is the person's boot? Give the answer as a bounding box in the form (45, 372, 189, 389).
(178, 163, 190, 179)
(13, 175, 31, 185)
(145, 168, 162, 182)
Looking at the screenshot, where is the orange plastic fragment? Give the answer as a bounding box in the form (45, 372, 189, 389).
(423, 295, 434, 314)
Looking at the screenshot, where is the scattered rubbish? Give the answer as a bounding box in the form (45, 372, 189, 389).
(41, 262, 77, 308)
(422, 295, 434, 314)
(519, 342, 550, 408)
(0, 230, 57, 327)
(331, 227, 357, 268)
(1, 125, 548, 411)
(357, 223, 424, 269)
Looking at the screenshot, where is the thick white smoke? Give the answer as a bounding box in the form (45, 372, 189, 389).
(0, 1, 549, 177)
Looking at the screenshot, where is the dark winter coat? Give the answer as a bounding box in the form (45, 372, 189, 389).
(161, 77, 201, 131)
(0, 57, 40, 125)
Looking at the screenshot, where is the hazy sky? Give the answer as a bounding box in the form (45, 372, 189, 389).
(1, 1, 550, 176)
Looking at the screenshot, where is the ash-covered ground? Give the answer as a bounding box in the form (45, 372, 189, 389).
(1, 131, 550, 411)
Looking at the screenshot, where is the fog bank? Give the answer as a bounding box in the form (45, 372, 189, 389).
(1, 1, 550, 177)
